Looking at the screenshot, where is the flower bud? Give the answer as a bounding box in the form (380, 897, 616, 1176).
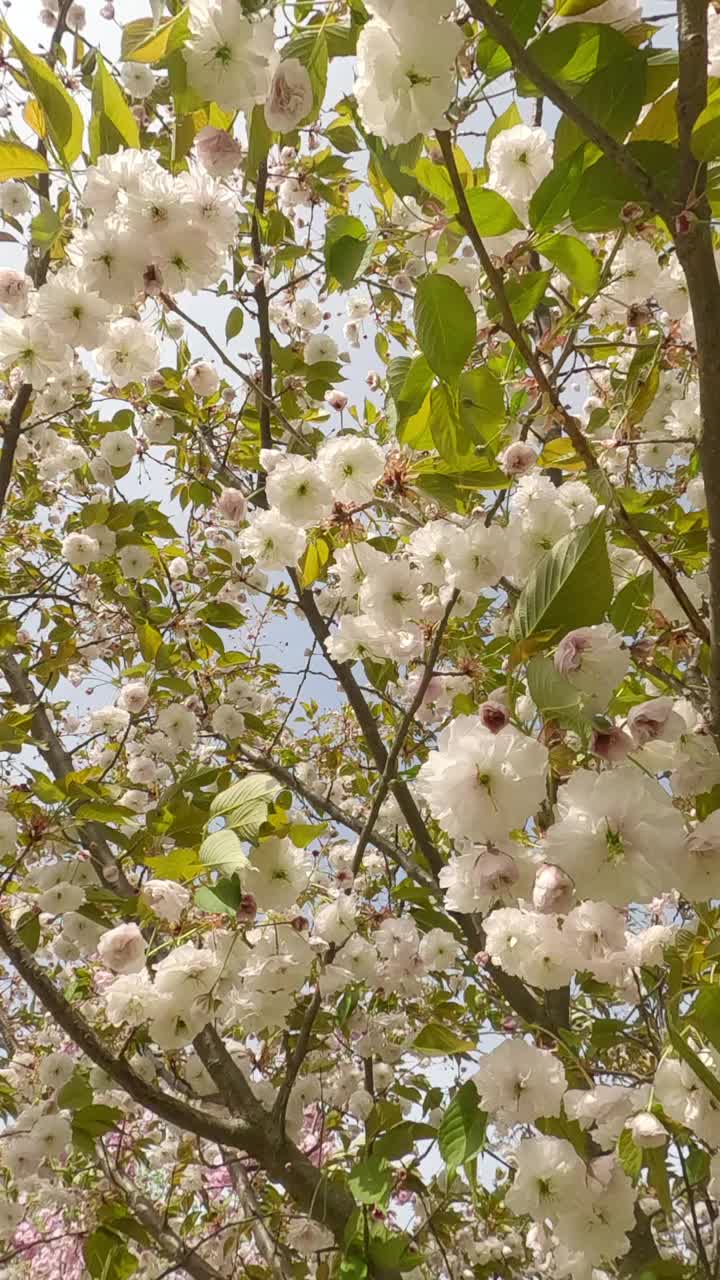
(478, 701, 510, 734)
(591, 725, 633, 763)
(532, 863, 574, 915)
(237, 894, 257, 923)
(499, 442, 538, 477)
(216, 487, 247, 524)
(265, 58, 313, 134)
(626, 1112, 667, 1149)
(627, 696, 682, 746)
(474, 848, 519, 895)
(195, 127, 244, 178)
(324, 390, 348, 411)
(188, 362, 220, 398)
(0, 269, 32, 317)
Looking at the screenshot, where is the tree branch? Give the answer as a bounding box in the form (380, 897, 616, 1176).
(673, 0, 720, 742)
(103, 1165, 230, 1280)
(464, 0, 673, 224)
(0, 914, 254, 1149)
(435, 129, 711, 647)
(0, 654, 136, 895)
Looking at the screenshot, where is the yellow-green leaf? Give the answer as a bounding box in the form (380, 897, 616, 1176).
(0, 140, 49, 180)
(121, 10, 189, 63)
(89, 54, 140, 162)
(5, 27, 83, 165)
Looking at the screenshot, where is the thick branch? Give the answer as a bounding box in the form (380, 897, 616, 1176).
(0, 385, 32, 524)
(674, 0, 720, 742)
(251, 159, 274, 459)
(435, 129, 710, 647)
(1, 654, 135, 895)
(465, 0, 673, 224)
(225, 1159, 295, 1279)
(0, 914, 254, 1149)
(192, 1026, 356, 1241)
(104, 1167, 229, 1280)
(351, 591, 458, 877)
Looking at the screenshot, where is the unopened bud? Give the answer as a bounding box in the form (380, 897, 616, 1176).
(478, 701, 510, 734)
(237, 894, 256, 923)
(626, 1112, 667, 1149)
(474, 848, 519, 895)
(591, 726, 633, 763)
(533, 863, 574, 915)
(675, 209, 698, 236)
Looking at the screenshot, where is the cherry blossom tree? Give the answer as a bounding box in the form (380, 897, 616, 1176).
(1, 0, 720, 1277)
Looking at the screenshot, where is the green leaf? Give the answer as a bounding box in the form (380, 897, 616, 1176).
(75, 801, 135, 825)
(289, 820, 327, 848)
(199, 827, 249, 872)
(485, 101, 523, 162)
(645, 1145, 672, 1216)
(458, 368, 506, 443)
(413, 157, 456, 204)
(73, 1104, 123, 1144)
(209, 772, 282, 838)
(510, 518, 612, 644)
(618, 1128, 643, 1182)
(339, 1254, 368, 1280)
(121, 11, 189, 62)
(195, 877, 241, 916)
(397, 392, 434, 451)
(667, 1023, 720, 1104)
(16, 911, 40, 953)
(632, 88, 679, 143)
(324, 215, 368, 288)
(429, 383, 471, 465)
(414, 275, 476, 384)
(225, 307, 244, 341)
(476, 0, 542, 82)
(692, 87, 720, 161)
(529, 146, 587, 232)
(569, 142, 679, 232)
(609, 571, 653, 634)
(301, 537, 331, 587)
(0, 140, 49, 180)
(89, 54, 140, 161)
(487, 270, 552, 325)
(523, 22, 644, 89)
(413, 1024, 475, 1056)
(348, 1155, 393, 1207)
(526, 655, 586, 729)
(690, 986, 720, 1055)
(31, 200, 61, 249)
(387, 355, 434, 426)
(144, 848, 204, 881)
(438, 1081, 487, 1174)
(554, 44, 645, 159)
(373, 1121, 436, 1161)
(84, 1228, 138, 1280)
(5, 27, 83, 165)
(540, 235, 600, 296)
(460, 187, 523, 236)
(137, 621, 162, 662)
(246, 104, 273, 181)
(58, 1072, 94, 1111)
